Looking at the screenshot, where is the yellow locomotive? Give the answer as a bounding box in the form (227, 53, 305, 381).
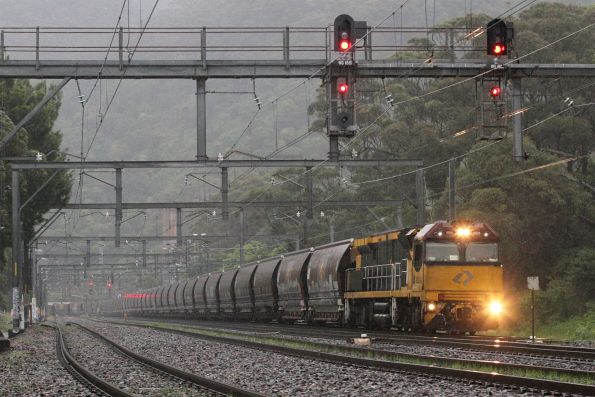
(344, 220, 503, 333)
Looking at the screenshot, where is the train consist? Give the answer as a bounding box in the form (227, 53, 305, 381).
(102, 220, 504, 333)
(48, 302, 85, 317)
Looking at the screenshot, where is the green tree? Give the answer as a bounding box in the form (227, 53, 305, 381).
(221, 241, 285, 268)
(0, 79, 72, 308)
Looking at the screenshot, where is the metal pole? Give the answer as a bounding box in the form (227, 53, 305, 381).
(395, 202, 403, 229)
(367, 27, 373, 61)
(142, 240, 147, 267)
(306, 167, 313, 219)
(329, 137, 339, 161)
(330, 222, 335, 243)
(115, 168, 122, 247)
(200, 27, 207, 70)
(221, 167, 229, 220)
(11, 170, 20, 333)
(448, 159, 456, 220)
(153, 252, 157, 280)
(196, 79, 207, 161)
(1, 29, 5, 61)
(303, 217, 309, 247)
(176, 208, 182, 247)
(35, 26, 40, 70)
(86, 239, 91, 269)
(185, 241, 189, 269)
(30, 245, 36, 322)
(239, 208, 245, 266)
(531, 289, 535, 343)
(415, 168, 426, 225)
(118, 26, 124, 70)
(512, 77, 524, 161)
(283, 26, 290, 70)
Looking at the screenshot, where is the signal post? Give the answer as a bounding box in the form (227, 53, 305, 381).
(328, 14, 360, 161)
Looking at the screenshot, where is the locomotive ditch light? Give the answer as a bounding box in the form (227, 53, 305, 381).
(489, 300, 503, 315)
(427, 302, 437, 311)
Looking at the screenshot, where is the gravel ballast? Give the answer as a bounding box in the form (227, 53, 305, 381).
(0, 325, 92, 397)
(62, 323, 216, 396)
(147, 320, 595, 372)
(81, 319, 533, 396)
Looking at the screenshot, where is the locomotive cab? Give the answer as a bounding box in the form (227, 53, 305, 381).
(417, 221, 503, 333)
(344, 220, 504, 333)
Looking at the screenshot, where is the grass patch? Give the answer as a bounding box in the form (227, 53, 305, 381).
(0, 350, 27, 369)
(0, 312, 11, 335)
(114, 318, 594, 385)
(500, 310, 595, 341)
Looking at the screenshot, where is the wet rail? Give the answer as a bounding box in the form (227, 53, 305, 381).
(97, 317, 595, 396)
(68, 321, 267, 397)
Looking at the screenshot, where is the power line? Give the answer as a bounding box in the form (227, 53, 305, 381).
(84, 0, 161, 158)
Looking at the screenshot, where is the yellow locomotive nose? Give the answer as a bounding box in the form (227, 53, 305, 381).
(489, 300, 503, 315)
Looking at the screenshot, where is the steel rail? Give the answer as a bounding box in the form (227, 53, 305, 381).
(113, 317, 595, 361)
(70, 321, 267, 397)
(99, 318, 595, 395)
(44, 323, 132, 397)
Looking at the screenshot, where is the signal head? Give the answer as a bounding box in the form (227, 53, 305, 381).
(339, 39, 351, 52)
(486, 18, 508, 56)
(492, 44, 505, 55)
(338, 82, 349, 95)
(490, 86, 502, 98)
(334, 14, 355, 52)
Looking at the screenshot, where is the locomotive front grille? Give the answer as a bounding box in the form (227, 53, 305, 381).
(456, 306, 473, 320)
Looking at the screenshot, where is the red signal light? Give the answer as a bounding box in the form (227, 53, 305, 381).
(88, 280, 94, 287)
(492, 44, 505, 55)
(490, 86, 501, 97)
(339, 39, 351, 52)
(338, 82, 349, 95)
(107, 282, 112, 289)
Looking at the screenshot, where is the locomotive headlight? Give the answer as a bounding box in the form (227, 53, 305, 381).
(489, 300, 503, 315)
(456, 227, 471, 238)
(427, 302, 436, 312)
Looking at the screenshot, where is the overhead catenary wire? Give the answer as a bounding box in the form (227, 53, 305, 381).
(84, 0, 161, 159)
(62, 0, 160, 237)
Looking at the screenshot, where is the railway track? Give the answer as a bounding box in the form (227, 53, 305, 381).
(45, 323, 130, 397)
(116, 317, 595, 361)
(54, 321, 266, 397)
(97, 317, 595, 395)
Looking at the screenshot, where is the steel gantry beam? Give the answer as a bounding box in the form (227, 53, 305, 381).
(57, 200, 404, 210)
(1, 60, 595, 79)
(10, 158, 423, 170)
(36, 235, 237, 241)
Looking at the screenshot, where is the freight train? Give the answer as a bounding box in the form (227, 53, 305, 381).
(101, 220, 504, 334)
